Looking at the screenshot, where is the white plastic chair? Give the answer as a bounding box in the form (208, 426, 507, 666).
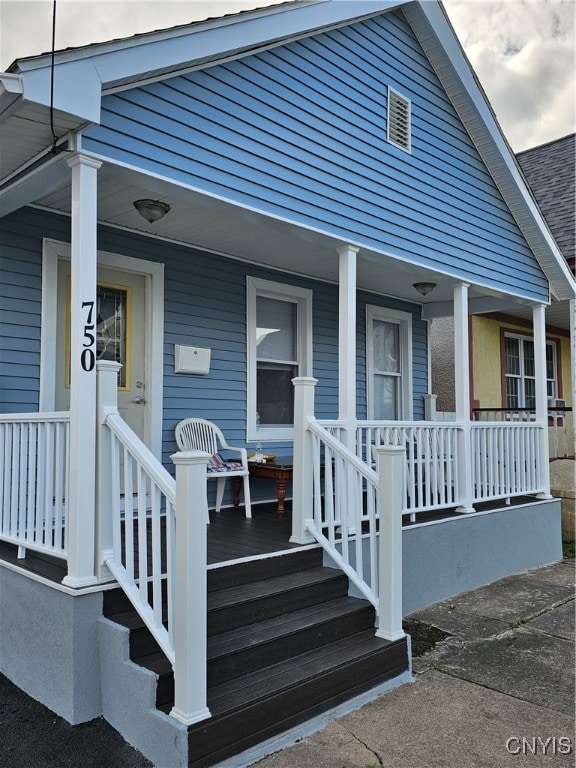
(175, 418, 252, 519)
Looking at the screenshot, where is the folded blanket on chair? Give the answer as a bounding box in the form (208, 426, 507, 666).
(207, 453, 243, 472)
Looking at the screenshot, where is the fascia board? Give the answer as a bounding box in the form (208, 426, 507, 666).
(404, 1, 576, 302)
(0, 73, 24, 122)
(15, 1, 403, 96)
(19, 59, 102, 123)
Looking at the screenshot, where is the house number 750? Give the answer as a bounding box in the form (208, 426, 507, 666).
(80, 300, 96, 372)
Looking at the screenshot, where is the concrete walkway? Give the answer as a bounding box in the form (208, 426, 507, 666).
(253, 559, 575, 768)
(1, 560, 574, 768)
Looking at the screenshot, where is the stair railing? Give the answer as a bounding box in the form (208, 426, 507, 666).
(292, 377, 405, 641)
(97, 361, 211, 725)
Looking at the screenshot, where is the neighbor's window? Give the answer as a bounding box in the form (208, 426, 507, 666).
(247, 277, 312, 441)
(367, 306, 413, 421)
(504, 333, 557, 409)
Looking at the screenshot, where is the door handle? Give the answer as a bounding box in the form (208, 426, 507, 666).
(132, 395, 146, 405)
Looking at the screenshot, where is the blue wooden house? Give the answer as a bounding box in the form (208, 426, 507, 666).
(1, 2, 574, 766)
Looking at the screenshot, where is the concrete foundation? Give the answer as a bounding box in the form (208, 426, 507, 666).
(403, 499, 563, 614)
(0, 567, 102, 724)
(332, 499, 563, 615)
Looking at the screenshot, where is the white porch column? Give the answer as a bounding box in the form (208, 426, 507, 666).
(533, 304, 553, 498)
(453, 282, 475, 514)
(291, 377, 317, 545)
(62, 153, 102, 587)
(337, 244, 360, 451)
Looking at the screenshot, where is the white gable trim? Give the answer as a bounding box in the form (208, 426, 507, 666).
(404, 1, 575, 301)
(13, 1, 403, 110)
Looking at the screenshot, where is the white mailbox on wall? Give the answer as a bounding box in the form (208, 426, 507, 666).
(174, 344, 211, 375)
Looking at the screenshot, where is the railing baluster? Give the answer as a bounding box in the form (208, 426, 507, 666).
(124, 447, 134, 579)
(151, 485, 162, 629)
(137, 466, 148, 602)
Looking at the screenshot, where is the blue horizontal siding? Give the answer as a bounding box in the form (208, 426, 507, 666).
(0, 215, 53, 412)
(1, 207, 428, 508)
(84, 8, 548, 302)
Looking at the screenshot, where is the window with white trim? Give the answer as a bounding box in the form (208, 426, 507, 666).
(366, 306, 413, 420)
(504, 333, 557, 409)
(247, 277, 312, 441)
(387, 87, 411, 153)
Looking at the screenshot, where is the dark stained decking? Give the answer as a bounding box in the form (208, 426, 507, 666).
(0, 495, 542, 586)
(0, 502, 300, 586)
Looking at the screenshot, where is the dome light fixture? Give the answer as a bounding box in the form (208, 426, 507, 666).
(133, 199, 170, 223)
(413, 281, 437, 297)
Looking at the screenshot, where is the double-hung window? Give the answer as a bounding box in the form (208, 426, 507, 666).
(247, 277, 312, 441)
(504, 333, 557, 409)
(366, 306, 412, 420)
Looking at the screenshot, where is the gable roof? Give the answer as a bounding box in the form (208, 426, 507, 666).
(516, 134, 575, 271)
(1, 0, 574, 301)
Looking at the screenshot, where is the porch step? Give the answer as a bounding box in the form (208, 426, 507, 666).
(102, 550, 409, 768)
(185, 631, 407, 768)
(138, 594, 377, 705)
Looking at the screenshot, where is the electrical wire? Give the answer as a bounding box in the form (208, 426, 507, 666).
(49, 0, 58, 152)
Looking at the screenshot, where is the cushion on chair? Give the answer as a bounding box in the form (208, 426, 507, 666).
(207, 453, 243, 473)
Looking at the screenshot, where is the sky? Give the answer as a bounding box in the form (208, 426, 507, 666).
(0, 0, 574, 152)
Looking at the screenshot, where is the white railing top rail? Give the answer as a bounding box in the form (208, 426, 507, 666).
(355, 419, 464, 428)
(104, 410, 175, 503)
(0, 411, 70, 422)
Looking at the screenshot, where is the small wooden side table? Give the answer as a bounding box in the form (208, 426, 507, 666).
(234, 456, 293, 517)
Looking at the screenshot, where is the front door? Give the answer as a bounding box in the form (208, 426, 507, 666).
(55, 261, 148, 439)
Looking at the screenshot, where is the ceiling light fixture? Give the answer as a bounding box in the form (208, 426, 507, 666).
(413, 281, 437, 297)
(133, 199, 170, 223)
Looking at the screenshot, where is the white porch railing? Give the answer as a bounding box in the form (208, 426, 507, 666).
(291, 378, 405, 641)
(306, 418, 405, 640)
(473, 406, 575, 460)
(471, 422, 543, 501)
(319, 418, 547, 515)
(0, 412, 70, 558)
(355, 421, 462, 514)
(101, 410, 176, 663)
(97, 361, 211, 726)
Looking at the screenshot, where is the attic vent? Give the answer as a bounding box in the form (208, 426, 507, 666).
(387, 87, 411, 152)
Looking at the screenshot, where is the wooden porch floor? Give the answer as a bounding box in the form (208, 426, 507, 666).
(0, 501, 301, 586)
(0, 495, 540, 587)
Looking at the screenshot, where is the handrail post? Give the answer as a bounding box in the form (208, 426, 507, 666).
(170, 450, 212, 725)
(375, 446, 406, 642)
(291, 377, 317, 545)
(96, 361, 122, 582)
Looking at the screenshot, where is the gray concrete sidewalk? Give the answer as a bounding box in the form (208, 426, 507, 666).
(1, 560, 574, 768)
(254, 559, 575, 768)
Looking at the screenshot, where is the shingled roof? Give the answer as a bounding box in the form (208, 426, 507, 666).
(516, 134, 575, 273)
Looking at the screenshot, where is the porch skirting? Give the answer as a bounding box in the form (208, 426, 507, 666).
(402, 499, 563, 614)
(0, 567, 102, 724)
(330, 498, 563, 616)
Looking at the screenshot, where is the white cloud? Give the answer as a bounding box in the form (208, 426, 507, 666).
(1, 0, 574, 151)
(443, 0, 575, 150)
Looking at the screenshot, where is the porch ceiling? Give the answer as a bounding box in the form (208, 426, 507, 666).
(7, 159, 571, 327)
